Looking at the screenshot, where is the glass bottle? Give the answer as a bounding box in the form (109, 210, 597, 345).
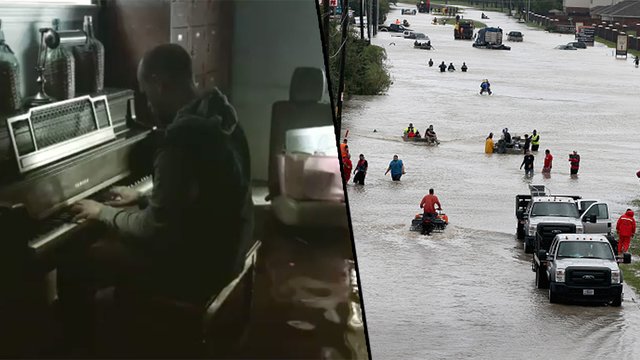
(44, 18, 75, 101)
(0, 19, 22, 114)
(73, 15, 104, 94)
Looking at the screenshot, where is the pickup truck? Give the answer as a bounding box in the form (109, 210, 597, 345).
(378, 24, 412, 33)
(534, 234, 630, 306)
(516, 185, 612, 254)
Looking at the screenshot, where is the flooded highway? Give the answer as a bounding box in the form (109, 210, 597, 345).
(344, 5, 640, 360)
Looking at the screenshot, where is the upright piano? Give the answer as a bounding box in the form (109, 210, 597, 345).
(0, 88, 157, 296)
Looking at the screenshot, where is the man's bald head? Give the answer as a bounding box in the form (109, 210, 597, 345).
(139, 43, 193, 83)
(137, 44, 197, 126)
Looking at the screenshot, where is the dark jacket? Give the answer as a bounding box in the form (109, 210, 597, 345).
(569, 154, 580, 169)
(504, 131, 511, 143)
(521, 154, 534, 170)
(98, 88, 254, 302)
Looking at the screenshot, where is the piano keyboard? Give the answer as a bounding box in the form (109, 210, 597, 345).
(29, 175, 154, 254)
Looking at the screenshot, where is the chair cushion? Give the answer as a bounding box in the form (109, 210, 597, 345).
(271, 195, 348, 228)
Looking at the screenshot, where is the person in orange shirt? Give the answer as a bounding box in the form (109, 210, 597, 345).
(343, 153, 353, 183)
(420, 188, 442, 235)
(340, 138, 349, 160)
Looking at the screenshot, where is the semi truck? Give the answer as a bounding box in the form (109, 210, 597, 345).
(473, 27, 511, 50)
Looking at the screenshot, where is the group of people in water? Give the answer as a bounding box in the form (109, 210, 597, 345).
(403, 122, 437, 142)
(340, 138, 369, 185)
(429, 59, 468, 72)
(484, 128, 581, 177)
(341, 136, 445, 235)
(394, 18, 410, 27)
(339, 123, 440, 186)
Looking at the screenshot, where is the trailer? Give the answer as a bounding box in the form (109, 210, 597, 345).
(473, 27, 511, 50)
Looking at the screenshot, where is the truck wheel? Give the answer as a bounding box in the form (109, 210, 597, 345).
(516, 223, 525, 240)
(524, 240, 533, 254)
(536, 267, 549, 289)
(549, 288, 559, 304)
(611, 294, 622, 307)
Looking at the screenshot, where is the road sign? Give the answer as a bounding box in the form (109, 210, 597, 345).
(576, 26, 595, 46)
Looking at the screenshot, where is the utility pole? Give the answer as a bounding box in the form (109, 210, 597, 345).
(527, 0, 530, 22)
(366, 0, 372, 41)
(323, 0, 330, 47)
(360, 0, 365, 39)
(336, 0, 349, 129)
(374, 0, 379, 35)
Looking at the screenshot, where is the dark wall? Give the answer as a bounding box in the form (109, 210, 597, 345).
(0, 2, 98, 100)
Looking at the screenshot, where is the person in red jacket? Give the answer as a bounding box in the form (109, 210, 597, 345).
(542, 149, 553, 173)
(343, 153, 353, 183)
(616, 209, 636, 254)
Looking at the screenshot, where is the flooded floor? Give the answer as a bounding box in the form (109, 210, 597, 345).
(238, 215, 367, 359)
(345, 5, 640, 360)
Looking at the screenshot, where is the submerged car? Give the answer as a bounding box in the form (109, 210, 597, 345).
(507, 31, 523, 42)
(555, 44, 577, 50)
(402, 8, 417, 15)
(379, 23, 412, 32)
(404, 31, 428, 40)
(567, 41, 586, 49)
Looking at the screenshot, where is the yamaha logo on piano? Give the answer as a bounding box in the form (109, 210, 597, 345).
(74, 178, 90, 189)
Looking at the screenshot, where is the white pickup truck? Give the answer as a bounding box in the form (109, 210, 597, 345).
(515, 185, 613, 254)
(534, 234, 630, 306)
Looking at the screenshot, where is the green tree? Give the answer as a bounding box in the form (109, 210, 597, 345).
(379, 0, 391, 23)
(327, 20, 392, 99)
(530, 0, 562, 14)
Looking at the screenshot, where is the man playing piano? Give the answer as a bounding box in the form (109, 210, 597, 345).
(63, 44, 254, 352)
